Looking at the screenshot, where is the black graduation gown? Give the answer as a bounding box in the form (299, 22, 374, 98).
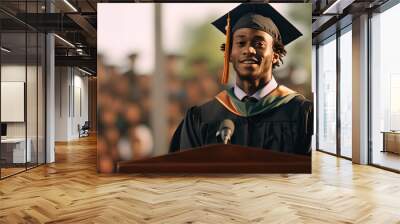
(169, 87, 313, 156)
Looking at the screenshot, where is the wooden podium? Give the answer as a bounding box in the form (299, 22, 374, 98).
(117, 144, 311, 173)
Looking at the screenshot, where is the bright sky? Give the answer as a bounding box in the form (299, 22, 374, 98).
(98, 3, 289, 74)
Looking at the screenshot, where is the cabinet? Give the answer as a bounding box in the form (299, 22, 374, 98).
(0, 138, 32, 165)
(382, 132, 400, 154)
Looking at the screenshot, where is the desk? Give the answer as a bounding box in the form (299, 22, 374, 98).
(1, 138, 31, 163)
(382, 131, 400, 154)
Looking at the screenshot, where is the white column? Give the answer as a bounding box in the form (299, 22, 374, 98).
(45, 0, 55, 163)
(46, 32, 55, 163)
(54, 67, 74, 141)
(352, 14, 369, 164)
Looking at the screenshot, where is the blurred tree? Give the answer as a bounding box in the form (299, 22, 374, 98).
(181, 17, 225, 79)
(287, 3, 312, 73)
(275, 3, 312, 100)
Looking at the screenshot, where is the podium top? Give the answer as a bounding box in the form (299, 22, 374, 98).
(117, 144, 311, 173)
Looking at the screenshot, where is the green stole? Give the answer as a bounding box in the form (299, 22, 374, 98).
(215, 85, 301, 117)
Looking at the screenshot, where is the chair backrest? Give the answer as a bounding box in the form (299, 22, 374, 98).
(82, 121, 90, 129)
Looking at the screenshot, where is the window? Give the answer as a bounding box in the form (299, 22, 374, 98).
(339, 27, 352, 158)
(370, 2, 400, 171)
(317, 35, 337, 154)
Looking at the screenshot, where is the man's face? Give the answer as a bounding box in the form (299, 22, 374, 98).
(230, 28, 279, 81)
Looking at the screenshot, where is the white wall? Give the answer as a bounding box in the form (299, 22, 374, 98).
(55, 67, 89, 141)
(1, 65, 26, 81)
(55, 66, 69, 141)
(1, 65, 34, 138)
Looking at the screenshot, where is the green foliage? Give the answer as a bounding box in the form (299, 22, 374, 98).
(287, 3, 312, 72)
(180, 18, 225, 78)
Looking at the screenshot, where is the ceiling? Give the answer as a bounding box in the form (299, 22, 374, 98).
(0, 0, 394, 74)
(312, 0, 391, 43)
(0, 0, 99, 74)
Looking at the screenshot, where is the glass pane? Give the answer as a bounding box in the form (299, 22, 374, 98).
(1, 31, 27, 177)
(317, 36, 337, 154)
(371, 4, 400, 171)
(38, 32, 45, 165)
(27, 31, 38, 169)
(24, 0, 37, 169)
(339, 28, 352, 158)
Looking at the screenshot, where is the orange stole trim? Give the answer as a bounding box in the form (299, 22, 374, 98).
(215, 91, 242, 117)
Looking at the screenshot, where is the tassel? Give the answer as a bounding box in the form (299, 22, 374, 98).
(221, 13, 231, 84)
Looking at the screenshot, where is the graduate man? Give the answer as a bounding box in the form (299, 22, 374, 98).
(170, 3, 313, 155)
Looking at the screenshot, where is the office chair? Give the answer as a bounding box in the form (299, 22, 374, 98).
(79, 121, 90, 138)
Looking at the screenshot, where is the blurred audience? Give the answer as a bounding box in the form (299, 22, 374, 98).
(97, 53, 224, 172)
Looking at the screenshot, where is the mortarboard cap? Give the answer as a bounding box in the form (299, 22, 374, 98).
(211, 3, 302, 84)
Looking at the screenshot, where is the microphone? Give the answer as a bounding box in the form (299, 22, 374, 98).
(216, 119, 235, 144)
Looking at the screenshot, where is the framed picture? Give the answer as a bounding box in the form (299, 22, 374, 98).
(97, 2, 312, 173)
